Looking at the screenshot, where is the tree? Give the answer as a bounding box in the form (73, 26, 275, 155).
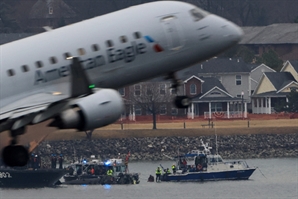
(285, 90, 298, 113)
(129, 82, 174, 129)
(0, 0, 20, 32)
(256, 49, 283, 71)
(221, 45, 255, 63)
(274, 90, 298, 113)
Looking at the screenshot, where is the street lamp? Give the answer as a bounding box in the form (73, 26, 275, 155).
(241, 91, 244, 119)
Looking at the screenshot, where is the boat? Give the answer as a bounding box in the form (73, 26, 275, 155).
(159, 139, 256, 182)
(63, 157, 140, 185)
(0, 167, 68, 188)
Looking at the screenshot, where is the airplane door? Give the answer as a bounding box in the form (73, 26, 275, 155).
(160, 16, 183, 50)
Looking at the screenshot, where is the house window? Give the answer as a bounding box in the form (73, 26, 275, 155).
(171, 108, 178, 115)
(160, 104, 167, 115)
(190, 84, 197, 95)
(135, 105, 141, 115)
(170, 84, 177, 95)
(236, 75, 242, 85)
(134, 85, 141, 96)
(118, 88, 125, 96)
(49, 7, 53, 14)
(211, 103, 223, 112)
(160, 84, 166, 95)
(146, 86, 152, 96)
(146, 105, 152, 115)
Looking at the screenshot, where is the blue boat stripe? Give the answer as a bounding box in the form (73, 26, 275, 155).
(144, 35, 154, 43)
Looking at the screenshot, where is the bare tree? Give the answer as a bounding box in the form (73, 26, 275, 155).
(129, 81, 175, 129)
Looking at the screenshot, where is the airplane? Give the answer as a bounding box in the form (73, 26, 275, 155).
(0, 1, 243, 167)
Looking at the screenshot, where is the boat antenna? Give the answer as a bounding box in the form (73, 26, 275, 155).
(215, 132, 218, 155)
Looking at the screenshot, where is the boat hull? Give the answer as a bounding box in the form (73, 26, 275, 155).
(162, 168, 256, 182)
(0, 168, 68, 188)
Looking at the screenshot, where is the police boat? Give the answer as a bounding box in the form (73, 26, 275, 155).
(160, 139, 256, 182)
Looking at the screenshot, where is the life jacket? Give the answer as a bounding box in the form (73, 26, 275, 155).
(156, 168, 161, 175)
(107, 169, 113, 176)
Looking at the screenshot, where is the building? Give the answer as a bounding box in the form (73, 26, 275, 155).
(240, 23, 298, 61)
(251, 60, 298, 114)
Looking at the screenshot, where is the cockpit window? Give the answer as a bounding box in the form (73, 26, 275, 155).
(189, 8, 209, 21)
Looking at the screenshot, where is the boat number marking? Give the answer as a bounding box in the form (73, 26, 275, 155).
(0, 172, 12, 178)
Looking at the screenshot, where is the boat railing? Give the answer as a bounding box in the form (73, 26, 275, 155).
(224, 160, 250, 168)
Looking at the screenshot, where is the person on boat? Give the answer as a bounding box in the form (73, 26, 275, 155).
(58, 154, 63, 169)
(172, 164, 176, 174)
(166, 168, 171, 175)
(107, 168, 113, 176)
(90, 167, 95, 175)
(155, 167, 162, 182)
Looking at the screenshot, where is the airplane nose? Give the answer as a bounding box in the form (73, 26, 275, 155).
(222, 21, 243, 44)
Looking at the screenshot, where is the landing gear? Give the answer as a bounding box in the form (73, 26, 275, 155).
(166, 72, 191, 109)
(2, 127, 29, 167)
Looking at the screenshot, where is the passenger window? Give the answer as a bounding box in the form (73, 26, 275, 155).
(78, 48, 86, 56)
(133, 32, 142, 39)
(36, 61, 43, 68)
(106, 40, 114, 48)
(7, 69, 15, 76)
(92, 44, 99, 51)
(49, 56, 57, 64)
(64, 52, 72, 59)
(21, 65, 30, 72)
(120, 36, 128, 43)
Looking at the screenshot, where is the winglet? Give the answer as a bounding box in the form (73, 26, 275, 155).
(70, 57, 93, 98)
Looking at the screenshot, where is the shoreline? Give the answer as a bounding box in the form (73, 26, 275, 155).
(36, 132, 298, 164)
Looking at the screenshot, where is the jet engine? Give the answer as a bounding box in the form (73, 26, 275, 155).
(50, 89, 124, 130)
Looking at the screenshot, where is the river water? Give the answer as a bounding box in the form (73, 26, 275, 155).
(0, 158, 297, 199)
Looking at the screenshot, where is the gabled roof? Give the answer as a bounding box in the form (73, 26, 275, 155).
(190, 77, 234, 101)
(285, 60, 298, 72)
(264, 72, 295, 91)
(240, 23, 298, 44)
(184, 75, 204, 83)
(200, 77, 227, 93)
(277, 81, 298, 93)
(178, 58, 250, 77)
(251, 63, 276, 73)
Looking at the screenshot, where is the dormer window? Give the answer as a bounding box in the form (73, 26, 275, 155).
(49, 7, 53, 14)
(190, 84, 197, 95)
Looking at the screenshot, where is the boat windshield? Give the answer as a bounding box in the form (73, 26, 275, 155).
(208, 155, 223, 163)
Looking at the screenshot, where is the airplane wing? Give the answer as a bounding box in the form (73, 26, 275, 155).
(0, 57, 92, 133)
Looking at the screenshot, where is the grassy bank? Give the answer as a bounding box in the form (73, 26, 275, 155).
(45, 119, 298, 141)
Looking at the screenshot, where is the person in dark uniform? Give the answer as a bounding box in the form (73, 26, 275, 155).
(58, 154, 63, 169)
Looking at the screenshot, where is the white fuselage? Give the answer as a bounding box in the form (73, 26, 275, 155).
(0, 1, 242, 113)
